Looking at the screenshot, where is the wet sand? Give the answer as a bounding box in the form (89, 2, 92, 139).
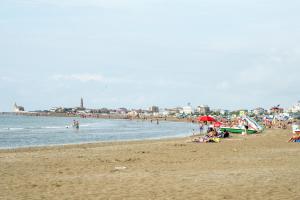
(1, 128, 300, 200)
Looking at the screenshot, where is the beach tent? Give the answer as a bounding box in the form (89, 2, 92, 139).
(242, 116, 264, 132)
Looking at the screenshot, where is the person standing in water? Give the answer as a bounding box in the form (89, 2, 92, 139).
(73, 120, 79, 129)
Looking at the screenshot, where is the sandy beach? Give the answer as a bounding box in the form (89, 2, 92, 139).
(1, 128, 300, 200)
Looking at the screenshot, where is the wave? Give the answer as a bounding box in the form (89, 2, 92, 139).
(1, 126, 66, 131)
(42, 126, 64, 129)
(1, 127, 25, 131)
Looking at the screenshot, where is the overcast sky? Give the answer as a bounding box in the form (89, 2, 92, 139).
(1, 0, 300, 111)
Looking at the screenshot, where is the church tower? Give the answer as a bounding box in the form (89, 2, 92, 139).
(80, 97, 84, 109)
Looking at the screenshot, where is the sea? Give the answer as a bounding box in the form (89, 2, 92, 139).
(0, 114, 198, 149)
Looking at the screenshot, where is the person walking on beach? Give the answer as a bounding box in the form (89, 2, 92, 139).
(156, 119, 159, 125)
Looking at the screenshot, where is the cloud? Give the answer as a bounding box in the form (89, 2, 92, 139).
(52, 74, 105, 82)
(216, 81, 230, 90)
(15, 0, 137, 8)
(0, 76, 15, 82)
(51, 73, 195, 88)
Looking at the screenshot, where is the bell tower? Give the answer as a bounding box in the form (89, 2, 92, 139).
(80, 97, 84, 109)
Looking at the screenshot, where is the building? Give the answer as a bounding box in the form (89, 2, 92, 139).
(117, 108, 128, 114)
(74, 98, 86, 111)
(220, 109, 230, 115)
(181, 106, 193, 114)
(253, 107, 266, 115)
(165, 107, 182, 115)
(127, 110, 139, 117)
(161, 109, 170, 116)
(50, 107, 73, 113)
(289, 101, 300, 113)
(269, 105, 284, 114)
(80, 97, 84, 109)
(196, 105, 210, 114)
(149, 106, 159, 113)
(13, 103, 25, 112)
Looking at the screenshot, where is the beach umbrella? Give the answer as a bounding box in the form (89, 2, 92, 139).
(213, 121, 223, 127)
(198, 115, 216, 122)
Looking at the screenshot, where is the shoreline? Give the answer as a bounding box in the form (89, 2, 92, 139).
(0, 136, 188, 153)
(0, 126, 271, 153)
(0, 134, 192, 152)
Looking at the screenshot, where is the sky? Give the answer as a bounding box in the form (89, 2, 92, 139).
(1, 0, 300, 111)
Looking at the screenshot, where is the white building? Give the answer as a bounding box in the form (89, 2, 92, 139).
(13, 103, 25, 112)
(165, 107, 182, 115)
(127, 110, 139, 117)
(253, 107, 266, 115)
(161, 109, 170, 116)
(181, 106, 193, 114)
(117, 108, 128, 115)
(196, 105, 210, 114)
(289, 101, 300, 113)
(220, 109, 230, 115)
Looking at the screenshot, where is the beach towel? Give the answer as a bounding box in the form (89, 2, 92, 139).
(210, 138, 220, 143)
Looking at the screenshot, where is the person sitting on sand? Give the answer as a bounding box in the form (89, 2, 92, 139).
(207, 128, 218, 137)
(223, 130, 230, 138)
(288, 126, 300, 142)
(192, 134, 220, 143)
(217, 130, 229, 138)
(282, 122, 287, 129)
(288, 134, 300, 142)
(192, 135, 210, 143)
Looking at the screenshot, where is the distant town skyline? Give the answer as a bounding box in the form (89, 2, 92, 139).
(1, 0, 300, 111)
(6, 98, 300, 113)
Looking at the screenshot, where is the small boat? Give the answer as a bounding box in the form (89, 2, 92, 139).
(220, 127, 257, 134)
(220, 116, 263, 134)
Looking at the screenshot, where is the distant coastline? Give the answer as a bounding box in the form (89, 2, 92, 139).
(0, 112, 194, 123)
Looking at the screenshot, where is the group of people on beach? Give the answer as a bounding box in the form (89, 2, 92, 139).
(192, 122, 230, 143)
(263, 118, 289, 129)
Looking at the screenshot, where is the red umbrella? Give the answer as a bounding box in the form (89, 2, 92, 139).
(198, 115, 216, 122)
(213, 121, 223, 127)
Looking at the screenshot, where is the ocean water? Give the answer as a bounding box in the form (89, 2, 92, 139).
(0, 114, 198, 149)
